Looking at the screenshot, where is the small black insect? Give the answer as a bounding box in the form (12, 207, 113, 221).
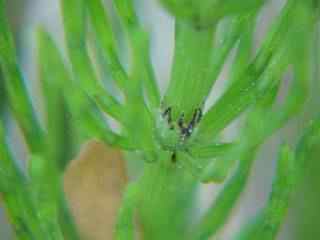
(188, 108, 202, 129)
(179, 108, 203, 139)
(162, 106, 175, 130)
(178, 113, 185, 129)
(162, 107, 172, 123)
(162, 106, 203, 139)
(171, 152, 177, 163)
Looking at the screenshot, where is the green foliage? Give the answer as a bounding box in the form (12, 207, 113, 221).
(160, 0, 265, 27)
(0, 0, 319, 239)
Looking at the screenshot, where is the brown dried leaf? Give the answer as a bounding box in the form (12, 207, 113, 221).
(63, 139, 128, 240)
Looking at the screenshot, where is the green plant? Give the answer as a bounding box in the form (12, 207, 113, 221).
(0, 0, 319, 239)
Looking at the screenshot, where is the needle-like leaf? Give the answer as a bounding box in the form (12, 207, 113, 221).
(0, 0, 44, 153)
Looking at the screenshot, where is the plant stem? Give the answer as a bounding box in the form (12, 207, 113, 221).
(137, 151, 197, 240)
(163, 21, 215, 121)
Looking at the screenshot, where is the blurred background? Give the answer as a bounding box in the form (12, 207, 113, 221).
(1, 0, 319, 239)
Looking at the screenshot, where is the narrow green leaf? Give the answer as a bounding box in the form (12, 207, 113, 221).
(204, 4, 316, 182)
(229, 14, 256, 84)
(58, 189, 81, 240)
(113, 0, 159, 151)
(0, 121, 47, 239)
(0, 0, 44, 153)
(295, 117, 320, 182)
(114, 0, 160, 108)
(86, 0, 129, 93)
(60, 0, 124, 120)
(189, 142, 234, 159)
(208, 15, 246, 88)
(198, 47, 289, 183)
(28, 155, 64, 240)
(194, 0, 297, 144)
(37, 30, 132, 150)
(234, 145, 295, 240)
(189, 150, 257, 240)
(38, 29, 73, 172)
(0, 121, 25, 196)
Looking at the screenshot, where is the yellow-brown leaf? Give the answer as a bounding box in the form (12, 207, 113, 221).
(63, 140, 128, 240)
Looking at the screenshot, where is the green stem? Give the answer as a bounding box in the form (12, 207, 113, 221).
(163, 21, 215, 121)
(115, 183, 139, 240)
(137, 151, 197, 240)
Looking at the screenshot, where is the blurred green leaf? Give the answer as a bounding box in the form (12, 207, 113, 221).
(0, 0, 44, 153)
